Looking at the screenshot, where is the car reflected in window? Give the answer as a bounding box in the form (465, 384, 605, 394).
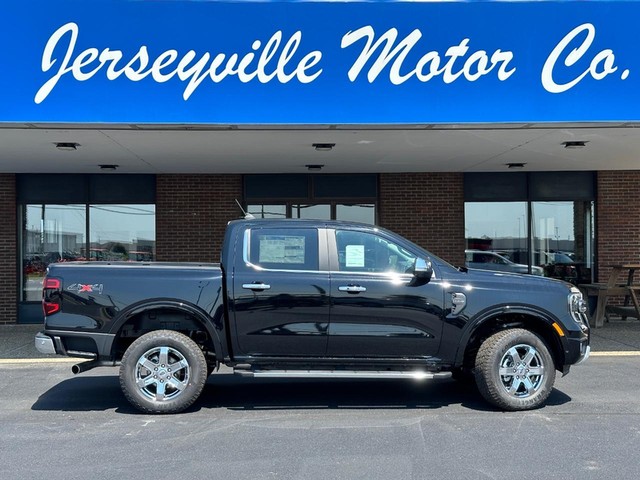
(465, 250, 544, 275)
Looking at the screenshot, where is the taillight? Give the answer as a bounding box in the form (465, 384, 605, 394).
(44, 278, 61, 290)
(44, 302, 60, 315)
(42, 277, 62, 316)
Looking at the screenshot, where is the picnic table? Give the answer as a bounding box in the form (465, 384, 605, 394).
(579, 264, 640, 328)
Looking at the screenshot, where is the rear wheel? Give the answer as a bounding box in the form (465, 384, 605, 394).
(474, 328, 556, 411)
(119, 330, 208, 414)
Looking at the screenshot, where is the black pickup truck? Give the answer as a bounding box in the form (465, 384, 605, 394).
(36, 218, 590, 413)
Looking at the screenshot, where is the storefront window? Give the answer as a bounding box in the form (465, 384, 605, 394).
(531, 201, 594, 284)
(465, 202, 530, 272)
(336, 204, 375, 224)
(244, 174, 377, 224)
(464, 201, 594, 283)
(292, 204, 331, 220)
(464, 172, 595, 283)
(247, 204, 287, 219)
(21, 204, 156, 302)
(247, 203, 376, 223)
(89, 205, 156, 261)
(22, 205, 86, 301)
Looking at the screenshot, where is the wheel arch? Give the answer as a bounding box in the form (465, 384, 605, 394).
(109, 300, 223, 362)
(455, 307, 565, 373)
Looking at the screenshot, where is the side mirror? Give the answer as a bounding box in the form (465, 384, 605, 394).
(411, 257, 433, 285)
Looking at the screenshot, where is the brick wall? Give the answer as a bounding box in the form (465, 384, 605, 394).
(156, 175, 243, 262)
(379, 173, 465, 266)
(0, 175, 17, 324)
(597, 171, 640, 282)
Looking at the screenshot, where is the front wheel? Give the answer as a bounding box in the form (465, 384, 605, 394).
(119, 330, 208, 414)
(474, 328, 556, 411)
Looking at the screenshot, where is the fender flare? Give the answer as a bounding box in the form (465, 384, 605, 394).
(453, 304, 565, 366)
(109, 299, 225, 361)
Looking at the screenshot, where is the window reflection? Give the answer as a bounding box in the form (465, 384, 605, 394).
(336, 230, 416, 273)
(336, 204, 375, 224)
(90, 205, 155, 261)
(292, 204, 331, 220)
(247, 205, 287, 219)
(465, 202, 530, 273)
(22, 205, 86, 301)
(532, 201, 594, 284)
(21, 204, 156, 302)
(246, 203, 376, 224)
(464, 201, 594, 283)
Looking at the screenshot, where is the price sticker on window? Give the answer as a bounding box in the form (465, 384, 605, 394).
(345, 245, 365, 267)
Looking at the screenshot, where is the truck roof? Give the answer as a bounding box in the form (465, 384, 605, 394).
(228, 218, 381, 229)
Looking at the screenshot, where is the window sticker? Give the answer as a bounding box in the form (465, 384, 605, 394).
(259, 235, 305, 264)
(345, 245, 365, 267)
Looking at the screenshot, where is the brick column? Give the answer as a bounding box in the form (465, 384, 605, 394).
(597, 171, 640, 282)
(156, 175, 243, 262)
(379, 173, 465, 267)
(0, 174, 17, 324)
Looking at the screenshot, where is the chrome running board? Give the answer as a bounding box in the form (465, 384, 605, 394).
(234, 369, 452, 380)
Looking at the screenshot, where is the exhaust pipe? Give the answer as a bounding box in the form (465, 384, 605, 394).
(71, 359, 117, 374)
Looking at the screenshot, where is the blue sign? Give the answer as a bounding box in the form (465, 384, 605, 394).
(2, 1, 640, 124)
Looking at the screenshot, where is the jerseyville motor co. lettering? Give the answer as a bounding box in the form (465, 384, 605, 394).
(35, 22, 628, 104)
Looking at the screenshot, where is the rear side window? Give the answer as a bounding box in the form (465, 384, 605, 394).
(248, 228, 319, 271)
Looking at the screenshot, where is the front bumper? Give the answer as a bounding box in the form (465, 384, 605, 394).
(561, 326, 590, 374)
(574, 344, 591, 366)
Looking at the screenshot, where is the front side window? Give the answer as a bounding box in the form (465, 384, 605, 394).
(249, 228, 318, 271)
(335, 230, 416, 274)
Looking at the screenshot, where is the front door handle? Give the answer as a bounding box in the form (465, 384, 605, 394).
(242, 283, 271, 291)
(338, 285, 367, 293)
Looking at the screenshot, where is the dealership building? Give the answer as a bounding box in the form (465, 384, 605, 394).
(1, 0, 639, 324)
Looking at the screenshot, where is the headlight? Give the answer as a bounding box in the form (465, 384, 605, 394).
(568, 289, 588, 323)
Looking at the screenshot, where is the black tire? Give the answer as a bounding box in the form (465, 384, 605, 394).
(474, 328, 556, 411)
(119, 330, 208, 414)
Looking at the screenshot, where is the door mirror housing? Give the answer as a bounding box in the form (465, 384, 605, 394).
(411, 257, 433, 285)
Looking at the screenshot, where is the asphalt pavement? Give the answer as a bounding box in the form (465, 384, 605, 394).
(2, 321, 640, 480)
(1, 351, 639, 480)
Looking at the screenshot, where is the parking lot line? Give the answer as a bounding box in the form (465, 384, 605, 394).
(0, 358, 79, 365)
(589, 351, 640, 356)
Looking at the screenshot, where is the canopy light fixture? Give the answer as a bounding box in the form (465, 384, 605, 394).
(55, 142, 80, 151)
(562, 141, 588, 149)
(98, 164, 119, 171)
(305, 164, 324, 171)
(506, 163, 526, 169)
(312, 143, 335, 152)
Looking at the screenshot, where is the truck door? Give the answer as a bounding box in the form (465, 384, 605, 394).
(327, 228, 444, 358)
(231, 226, 330, 357)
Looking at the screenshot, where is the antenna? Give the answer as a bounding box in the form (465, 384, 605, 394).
(235, 199, 255, 220)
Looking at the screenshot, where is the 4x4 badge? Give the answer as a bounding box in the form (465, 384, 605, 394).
(67, 283, 104, 294)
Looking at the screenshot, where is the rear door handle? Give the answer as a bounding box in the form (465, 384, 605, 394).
(242, 283, 271, 291)
(338, 285, 367, 293)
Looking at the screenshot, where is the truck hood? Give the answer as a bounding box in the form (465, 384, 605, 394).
(451, 267, 574, 293)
